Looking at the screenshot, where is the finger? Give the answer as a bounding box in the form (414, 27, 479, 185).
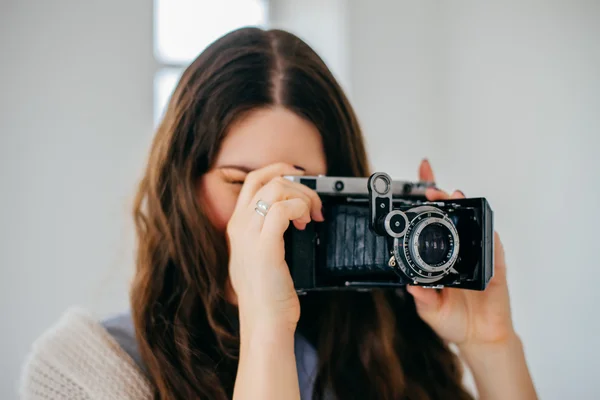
(236, 163, 304, 210)
(491, 231, 507, 283)
(253, 177, 313, 211)
(419, 159, 436, 182)
(450, 190, 466, 199)
(261, 198, 311, 241)
(249, 178, 316, 230)
(494, 231, 505, 266)
(406, 285, 441, 308)
(277, 178, 324, 222)
(425, 187, 450, 201)
(406, 285, 442, 321)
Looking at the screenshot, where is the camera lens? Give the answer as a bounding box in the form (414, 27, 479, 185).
(399, 209, 461, 281)
(417, 223, 451, 265)
(334, 180, 344, 191)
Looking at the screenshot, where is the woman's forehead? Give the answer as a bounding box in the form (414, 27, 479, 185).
(215, 107, 327, 175)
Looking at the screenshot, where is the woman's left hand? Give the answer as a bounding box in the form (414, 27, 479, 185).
(407, 159, 516, 349)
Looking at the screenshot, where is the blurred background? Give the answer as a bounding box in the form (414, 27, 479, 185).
(1, 0, 599, 398)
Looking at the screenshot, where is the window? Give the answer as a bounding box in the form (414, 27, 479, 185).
(153, 0, 268, 124)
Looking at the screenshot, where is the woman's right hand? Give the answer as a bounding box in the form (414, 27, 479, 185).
(226, 163, 324, 335)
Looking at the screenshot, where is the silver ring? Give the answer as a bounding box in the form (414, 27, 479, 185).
(254, 200, 270, 217)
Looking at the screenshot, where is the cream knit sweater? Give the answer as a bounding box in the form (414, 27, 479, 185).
(19, 308, 477, 399)
(19, 308, 153, 400)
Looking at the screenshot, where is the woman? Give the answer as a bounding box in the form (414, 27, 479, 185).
(20, 27, 537, 400)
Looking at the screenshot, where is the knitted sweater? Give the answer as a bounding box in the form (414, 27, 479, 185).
(19, 308, 477, 399)
(18, 308, 323, 400)
(19, 308, 153, 399)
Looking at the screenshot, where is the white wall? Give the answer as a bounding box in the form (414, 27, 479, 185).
(269, 0, 352, 96)
(0, 0, 154, 398)
(2, 0, 598, 399)
(347, 1, 600, 399)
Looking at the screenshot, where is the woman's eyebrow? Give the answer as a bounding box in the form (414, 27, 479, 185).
(218, 165, 253, 173)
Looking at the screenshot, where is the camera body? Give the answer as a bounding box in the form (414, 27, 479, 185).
(284, 173, 494, 292)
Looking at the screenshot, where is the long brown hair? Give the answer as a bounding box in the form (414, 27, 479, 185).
(131, 27, 473, 400)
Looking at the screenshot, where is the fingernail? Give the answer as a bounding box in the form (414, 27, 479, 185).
(293, 165, 305, 171)
(456, 190, 466, 197)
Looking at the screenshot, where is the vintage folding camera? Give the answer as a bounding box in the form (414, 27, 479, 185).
(284, 172, 494, 292)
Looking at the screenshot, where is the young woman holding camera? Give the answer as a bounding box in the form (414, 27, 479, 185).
(21, 28, 537, 400)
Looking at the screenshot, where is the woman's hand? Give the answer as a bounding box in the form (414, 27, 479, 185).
(409, 159, 537, 400)
(407, 159, 514, 348)
(226, 162, 324, 335)
(229, 164, 321, 400)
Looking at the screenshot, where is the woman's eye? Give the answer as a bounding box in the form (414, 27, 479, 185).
(220, 168, 247, 185)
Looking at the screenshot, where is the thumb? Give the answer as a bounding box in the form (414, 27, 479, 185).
(406, 285, 442, 324)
